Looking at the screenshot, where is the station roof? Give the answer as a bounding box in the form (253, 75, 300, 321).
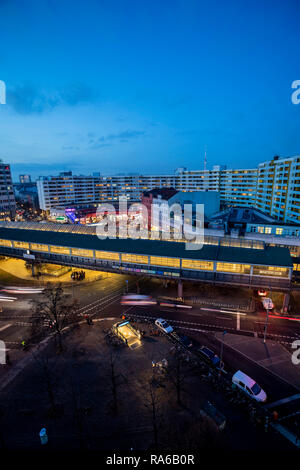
(0, 224, 292, 268)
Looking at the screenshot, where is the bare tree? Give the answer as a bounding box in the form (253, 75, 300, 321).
(31, 283, 78, 352)
(104, 348, 122, 414)
(143, 380, 163, 450)
(31, 350, 63, 415)
(166, 346, 194, 406)
(69, 376, 87, 449)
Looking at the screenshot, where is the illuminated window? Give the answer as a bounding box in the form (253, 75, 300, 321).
(150, 256, 180, 268)
(13, 241, 30, 249)
(181, 259, 214, 271)
(71, 248, 93, 257)
(31, 243, 49, 252)
(252, 265, 289, 277)
(50, 245, 71, 255)
(265, 227, 272, 234)
(216, 263, 251, 274)
(0, 239, 12, 247)
(258, 227, 264, 233)
(276, 228, 283, 235)
(121, 254, 148, 264)
(95, 251, 119, 261)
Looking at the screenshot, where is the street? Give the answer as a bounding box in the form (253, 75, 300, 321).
(1, 274, 300, 425)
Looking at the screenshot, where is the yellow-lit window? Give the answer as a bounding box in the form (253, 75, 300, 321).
(121, 254, 148, 264)
(252, 265, 289, 277)
(95, 251, 119, 261)
(265, 227, 272, 234)
(216, 263, 251, 274)
(13, 241, 30, 249)
(71, 248, 93, 257)
(31, 243, 49, 252)
(0, 239, 12, 247)
(258, 227, 264, 234)
(276, 228, 283, 235)
(150, 256, 180, 268)
(181, 259, 214, 271)
(50, 245, 71, 255)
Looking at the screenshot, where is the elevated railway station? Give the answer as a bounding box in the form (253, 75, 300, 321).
(0, 221, 294, 293)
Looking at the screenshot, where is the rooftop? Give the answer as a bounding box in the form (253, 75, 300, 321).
(0, 221, 292, 267)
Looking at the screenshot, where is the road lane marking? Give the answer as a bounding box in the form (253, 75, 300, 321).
(265, 393, 300, 409)
(0, 323, 12, 332)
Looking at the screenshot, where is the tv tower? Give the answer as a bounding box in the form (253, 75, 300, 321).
(204, 146, 207, 171)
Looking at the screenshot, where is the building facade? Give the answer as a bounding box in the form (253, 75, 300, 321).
(37, 167, 255, 212)
(256, 155, 300, 224)
(0, 163, 16, 219)
(36, 155, 300, 225)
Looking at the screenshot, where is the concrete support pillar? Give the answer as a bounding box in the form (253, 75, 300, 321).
(178, 280, 183, 299)
(281, 292, 290, 314)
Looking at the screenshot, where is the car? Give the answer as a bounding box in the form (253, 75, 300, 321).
(257, 289, 267, 297)
(262, 297, 274, 310)
(232, 370, 267, 402)
(155, 318, 173, 334)
(177, 333, 193, 348)
(196, 346, 221, 367)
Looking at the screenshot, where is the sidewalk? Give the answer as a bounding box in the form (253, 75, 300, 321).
(215, 332, 300, 390)
(0, 258, 103, 284)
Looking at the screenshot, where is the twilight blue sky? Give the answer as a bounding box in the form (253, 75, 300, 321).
(0, 0, 299, 180)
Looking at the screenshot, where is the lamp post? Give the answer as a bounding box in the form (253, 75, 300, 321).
(263, 308, 269, 344)
(219, 330, 226, 378)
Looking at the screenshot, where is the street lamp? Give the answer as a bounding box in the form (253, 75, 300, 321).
(219, 330, 226, 378)
(263, 308, 269, 344)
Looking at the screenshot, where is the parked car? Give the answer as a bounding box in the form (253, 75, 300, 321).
(177, 333, 193, 348)
(262, 297, 274, 310)
(232, 370, 267, 402)
(196, 346, 221, 367)
(257, 289, 267, 297)
(155, 318, 173, 334)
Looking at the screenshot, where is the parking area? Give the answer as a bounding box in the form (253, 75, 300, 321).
(0, 319, 295, 450)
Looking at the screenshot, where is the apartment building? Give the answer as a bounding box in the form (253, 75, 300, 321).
(36, 155, 300, 225)
(219, 168, 257, 207)
(0, 162, 16, 219)
(256, 155, 300, 224)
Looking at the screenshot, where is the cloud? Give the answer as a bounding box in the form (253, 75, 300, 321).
(7, 82, 97, 114)
(99, 129, 146, 142)
(88, 129, 146, 149)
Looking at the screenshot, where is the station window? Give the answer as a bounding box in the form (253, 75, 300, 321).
(0, 239, 12, 247)
(50, 245, 71, 255)
(150, 256, 180, 268)
(181, 259, 214, 271)
(252, 265, 289, 277)
(13, 241, 30, 249)
(216, 263, 251, 274)
(276, 228, 283, 235)
(30, 243, 49, 252)
(95, 250, 119, 261)
(71, 248, 93, 258)
(121, 254, 148, 264)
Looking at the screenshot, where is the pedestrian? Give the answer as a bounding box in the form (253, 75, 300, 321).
(6, 352, 11, 365)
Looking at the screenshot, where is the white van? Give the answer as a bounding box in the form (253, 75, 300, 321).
(232, 370, 267, 402)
